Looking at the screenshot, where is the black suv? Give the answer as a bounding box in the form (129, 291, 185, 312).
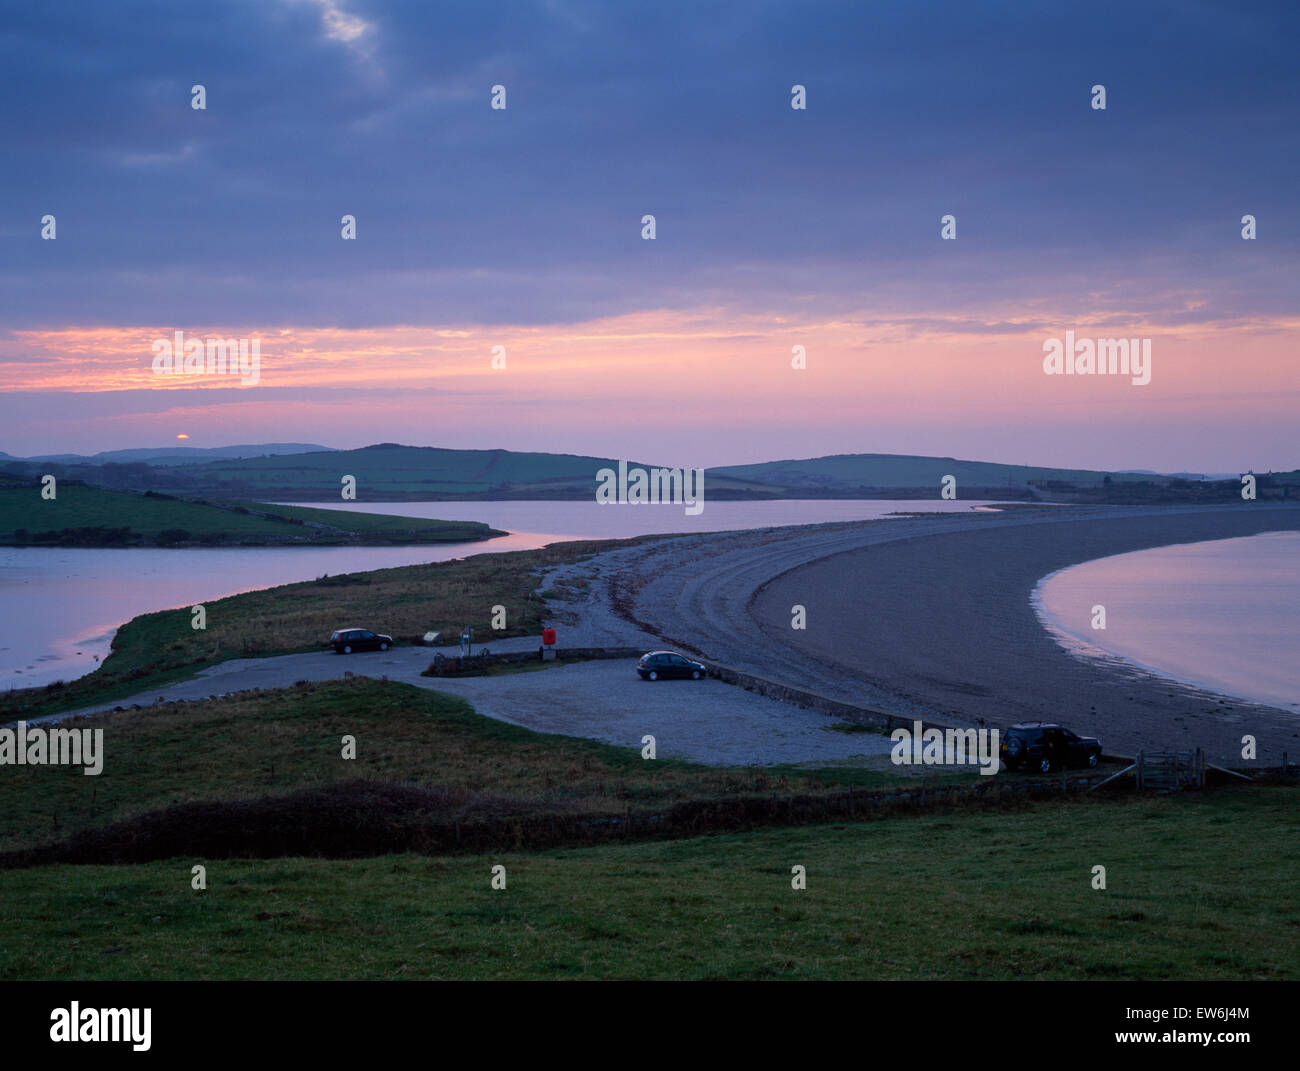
(636, 651, 706, 681)
(1000, 723, 1102, 773)
(329, 628, 393, 654)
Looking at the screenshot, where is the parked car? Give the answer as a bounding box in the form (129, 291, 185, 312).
(637, 651, 706, 681)
(329, 628, 393, 654)
(1000, 723, 1102, 773)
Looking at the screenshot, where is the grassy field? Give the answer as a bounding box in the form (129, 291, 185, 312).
(1, 677, 1293, 980)
(0, 483, 502, 545)
(1, 785, 1295, 980)
(1, 678, 928, 856)
(0, 536, 659, 722)
(2, 677, 1116, 866)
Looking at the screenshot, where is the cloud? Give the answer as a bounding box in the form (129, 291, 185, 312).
(0, 0, 1296, 333)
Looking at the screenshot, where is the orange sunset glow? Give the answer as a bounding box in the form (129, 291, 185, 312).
(4, 308, 1296, 468)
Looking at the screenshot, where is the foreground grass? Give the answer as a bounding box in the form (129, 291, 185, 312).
(0, 484, 500, 546)
(0, 536, 661, 721)
(1, 785, 1295, 980)
(0, 679, 932, 855)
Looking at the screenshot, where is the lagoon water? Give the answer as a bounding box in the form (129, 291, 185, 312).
(1034, 532, 1300, 714)
(1, 498, 986, 690)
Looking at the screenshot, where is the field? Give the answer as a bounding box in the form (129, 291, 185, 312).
(0, 678, 932, 858)
(1, 676, 1296, 980)
(0, 483, 502, 546)
(1, 789, 1294, 980)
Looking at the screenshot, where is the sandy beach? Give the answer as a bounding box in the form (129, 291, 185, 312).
(553, 503, 1300, 767)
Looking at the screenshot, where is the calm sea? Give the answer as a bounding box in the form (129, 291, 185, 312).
(0, 499, 987, 689)
(1034, 531, 1300, 714)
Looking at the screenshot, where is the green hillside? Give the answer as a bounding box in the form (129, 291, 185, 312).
(0, 483, 502, 546)
(49, 443, 766, 501)
(1, 676, 1295, 980)
(194, 444, 631, 496)
(143, 445, 1181, 501)
(6, 443, 1290, 503)
(712, 453, 1149, 492)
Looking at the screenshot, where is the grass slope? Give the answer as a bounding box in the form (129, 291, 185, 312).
(0, 483, 501, 546)
(174, 444, 657, 498)
(1, 677, 1294, 980)
(136, 445, 1128, 498)
(153, 445, 1150, 498)
(2, 444, 887, 500)
(713, 453, 1149, 491)
(0, 678, 939, 858)
(1, 785, 1294, 980)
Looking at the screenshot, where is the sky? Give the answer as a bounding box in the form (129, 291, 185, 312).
(0, 0, 1296, 471)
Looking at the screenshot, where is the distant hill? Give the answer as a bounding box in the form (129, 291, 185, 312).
(713, 455, 1300, 503)
(2, 443, 1294, 504)
(57, 445, 1221, 502)
(14, 443, 332, 466)
(712, 453, 1153, 493)
(174, 444, 756, 500)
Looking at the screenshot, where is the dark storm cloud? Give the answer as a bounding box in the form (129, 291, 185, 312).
(0, 0, 1296, 328)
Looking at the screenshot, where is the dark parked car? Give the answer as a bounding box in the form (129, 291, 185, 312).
(1000, 723, 1102, 773)
(329, 628, 393, 654)
(637, 651, 706, 681)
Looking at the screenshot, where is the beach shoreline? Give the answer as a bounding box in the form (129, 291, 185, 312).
(1031, 535, 1300, 717)
(572, 503, 1300, 767)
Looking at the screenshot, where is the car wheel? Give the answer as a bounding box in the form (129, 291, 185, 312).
(1087, 752, 1099, 768)
(380, 642, 389, 651)
(691, 670, 701, 680)
(343, 645, 352, 654)
(1038, 756, 1053, 774)
(648, 670, 658, 681)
